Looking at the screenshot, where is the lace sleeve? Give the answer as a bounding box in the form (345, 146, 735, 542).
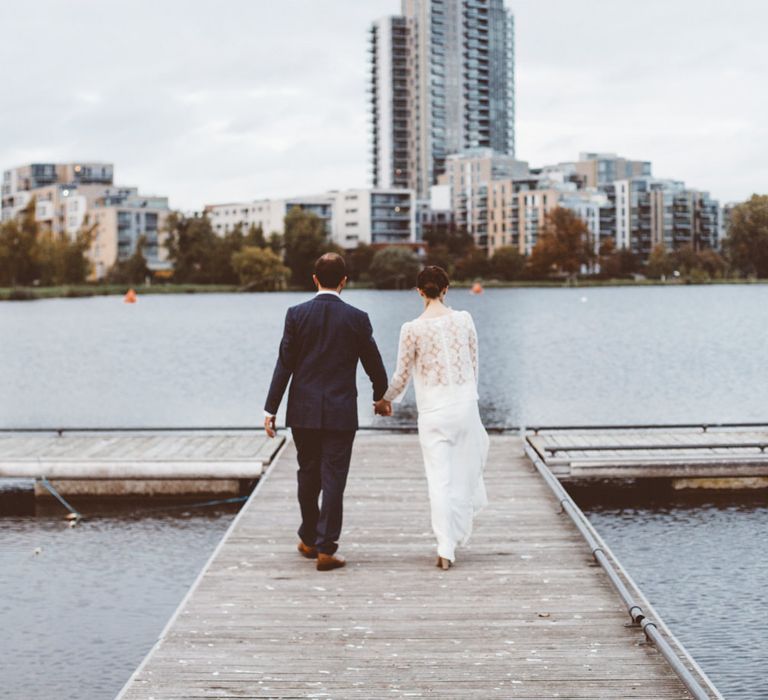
(383, 323, 416, 402)
(466, 312, 479, 383)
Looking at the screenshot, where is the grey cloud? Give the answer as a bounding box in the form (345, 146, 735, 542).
(1, 0, 765, 209)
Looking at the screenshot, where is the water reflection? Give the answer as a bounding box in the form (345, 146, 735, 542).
(2, 287, 767, 699)
(580, 489, 767, 700)
(2, 285, 768, 429)
(0, 506, 237, 700)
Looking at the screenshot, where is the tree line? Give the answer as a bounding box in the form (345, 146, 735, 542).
(0, 200, 91, 287)
(370, 194, 768, 287)
(3, 195, 768, 289)
(164, 207, 335, 290)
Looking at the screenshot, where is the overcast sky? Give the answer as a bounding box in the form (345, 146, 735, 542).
(1, 0, 765, 210)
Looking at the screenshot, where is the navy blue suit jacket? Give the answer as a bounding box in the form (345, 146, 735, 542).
(264, 293, 389, 431)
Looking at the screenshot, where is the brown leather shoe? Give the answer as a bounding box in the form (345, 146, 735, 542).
(297, 541, 318, 559)
(316, 552, 346, 571)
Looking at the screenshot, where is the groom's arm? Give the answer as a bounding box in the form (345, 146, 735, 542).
(264, 307, 298, 421)
(358, 312, 388, 401)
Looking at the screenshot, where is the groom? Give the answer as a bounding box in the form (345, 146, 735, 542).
(264, 253, 391, 571)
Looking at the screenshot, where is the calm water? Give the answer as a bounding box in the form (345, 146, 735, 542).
(585, 496, 767, 700)
(1, 286, 767, 699)
(3, 286, 768, 429)
(0, 505, 236, 700)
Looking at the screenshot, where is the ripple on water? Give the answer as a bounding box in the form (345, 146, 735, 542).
(585, 499, 768, 700)
(0, 509, 236, 700)
(2, 288, 768, 697)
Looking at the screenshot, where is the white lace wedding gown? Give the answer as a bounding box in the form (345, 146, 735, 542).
(383, 309, 489, 562)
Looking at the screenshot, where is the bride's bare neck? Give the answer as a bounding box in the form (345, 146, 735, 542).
(419, 297, 451, 319)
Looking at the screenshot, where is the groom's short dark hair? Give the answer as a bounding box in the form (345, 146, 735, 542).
(314, 253, 347, 288)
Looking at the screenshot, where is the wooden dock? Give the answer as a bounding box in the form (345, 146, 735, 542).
(118, 434, 702, 699)
(528, 427, 768, 483)
(0, 430, 283, 496)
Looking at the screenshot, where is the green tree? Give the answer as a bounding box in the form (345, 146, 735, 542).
(453, 249, 489, 281)
(0, 199, 38, 286)
(165, 213, 222, 283)
(347, 243, 375, 282)
(231, 246, 290, 290)
(60, 223, 94, 284)
(601, 247, 640, 278)
(422, 222, 476, 277)
(267, 232, 283, 255)
(667, 245, 727, 282)
(490, 246, 526, 281)
(646, 245, 675, 279)
(422, 222, 475, 257)
(369, 247, 420, 289)
(212, 226, 249, 284)
(696, 248, 727, 279)
(108, 235, 151, 285)
(38, 229, 93, 285)
(244, 224, 267, 248)
(670, 245, 701, 276)
(283, 207, 339, 289)
(35, 232, 68, 286)
(529, 207, 595, 277)
(724, 195, 768, 277)
(424, 244, 453, 273)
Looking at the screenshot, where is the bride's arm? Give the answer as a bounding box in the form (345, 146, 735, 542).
(383, 323, 416, 403)
(467, 312, 479, 383)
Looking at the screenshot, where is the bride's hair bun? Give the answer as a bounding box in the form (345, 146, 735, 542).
(417, 265, 450, 299)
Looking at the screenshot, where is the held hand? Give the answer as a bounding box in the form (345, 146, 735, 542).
(264, 414, 277, 438)
(373, 399, 392, 417)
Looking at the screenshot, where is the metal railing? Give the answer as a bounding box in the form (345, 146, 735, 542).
(5, 420, 768, 440)
(523, 438, 723, 700)
(0, 426, 268, 436)
(542, 441, 768, 456)
(0, 424, 515, 436)
(528, 421, 768, 434)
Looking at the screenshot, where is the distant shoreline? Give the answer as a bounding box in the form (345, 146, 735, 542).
(1, 278, 766, 301)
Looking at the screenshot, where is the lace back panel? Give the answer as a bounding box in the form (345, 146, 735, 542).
(384, 310, 479, 405)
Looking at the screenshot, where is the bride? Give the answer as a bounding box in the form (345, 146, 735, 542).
(376, 266, 489, 570)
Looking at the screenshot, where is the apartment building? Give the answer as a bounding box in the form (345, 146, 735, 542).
(89, 191, 171, 280)
(488, 180, 562, 256)
(612, 178, 720, 258)
(369, 16, 409, 190)
(370, 0, 516, 198)
(559, 189, 611, 258)
(333, 189, 415, 247)
(1, 161, 171, 279)
(423, 145, 724, 266)
(575, 153, 651, 188)
(206, 188, 417, 249)
(438, 148, 528, 250)
(1, 162, 114, 224)
(1, 162, 115, 228)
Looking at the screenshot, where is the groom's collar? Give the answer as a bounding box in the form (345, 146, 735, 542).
(315, 289, 342, 301)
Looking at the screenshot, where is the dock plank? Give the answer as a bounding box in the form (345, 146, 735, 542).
(532, 428, 768, 479)
(0, 433, 279, 480)
(118, 435, 691, 699)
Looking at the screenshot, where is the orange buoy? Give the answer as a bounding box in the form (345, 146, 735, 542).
(470, 282, 484, 295)
(124, 288, 137, 304)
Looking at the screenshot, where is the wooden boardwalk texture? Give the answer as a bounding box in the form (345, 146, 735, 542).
(119, 434, 690, 699)
(0, 431, 278, 479)
(528, 427, 768, 480)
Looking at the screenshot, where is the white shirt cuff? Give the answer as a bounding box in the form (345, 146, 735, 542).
(264, 411, 275, 418)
